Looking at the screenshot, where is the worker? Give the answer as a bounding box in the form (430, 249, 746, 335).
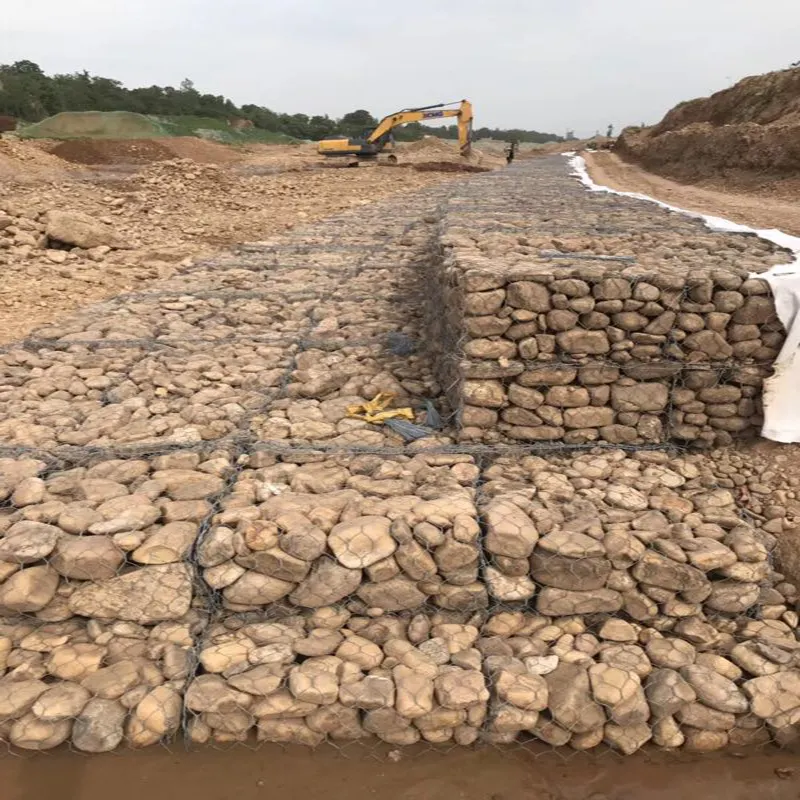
(505, 140, 517, 165)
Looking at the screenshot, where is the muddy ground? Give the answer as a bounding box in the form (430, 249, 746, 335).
(1, 742, 798, 800)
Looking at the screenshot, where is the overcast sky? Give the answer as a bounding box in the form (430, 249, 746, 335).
(5, 0, 800, 136)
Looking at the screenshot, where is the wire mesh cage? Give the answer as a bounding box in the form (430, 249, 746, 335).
(0, 158, 798, 756)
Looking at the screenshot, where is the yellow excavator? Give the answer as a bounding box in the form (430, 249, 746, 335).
(318, 100, 473, 162)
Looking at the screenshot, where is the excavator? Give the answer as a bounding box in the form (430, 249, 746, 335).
(318, 100, 472, 163)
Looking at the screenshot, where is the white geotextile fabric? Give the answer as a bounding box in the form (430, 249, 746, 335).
(566, 153, 800, 443)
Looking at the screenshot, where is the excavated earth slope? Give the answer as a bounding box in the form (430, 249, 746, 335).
(616, 67, 800, 187)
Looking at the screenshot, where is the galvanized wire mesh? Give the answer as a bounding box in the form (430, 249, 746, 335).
(0, 159, 798, 756)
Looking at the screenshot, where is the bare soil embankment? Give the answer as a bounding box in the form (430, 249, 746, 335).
(616, 67, 800, 201)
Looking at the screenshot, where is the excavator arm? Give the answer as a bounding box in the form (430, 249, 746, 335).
(368, 100, 473, 155)
(318, 100, 472, 158)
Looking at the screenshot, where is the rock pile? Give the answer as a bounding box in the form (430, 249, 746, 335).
(426, 162, 789, 446)
(481, 609, 800, 752)
(1, 200, 129, 258)
(0, 342, 292, 448)
(136, 159, 236, 201)
(0, 346, 150, 449)
(202, 452, 484, 613)
(0, 156, 798, 756)
(184, 446, 799, 753)
(186, 596, 800, 751)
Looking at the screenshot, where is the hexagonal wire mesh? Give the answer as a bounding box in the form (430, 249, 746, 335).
(0, 157, 798, 757)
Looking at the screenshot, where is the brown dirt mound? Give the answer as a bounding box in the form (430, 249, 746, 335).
(413, 161, 489, 173)
(158, 136, 243, 164)
(396, 136, 503, 168)
(0, 139, 73, 181)
(50, 136, 242, 167)
(51, 138, 175, 165)
(654, 67, 800, 134)
(616, 67, 800, 187)
(402, 135, 459, 154)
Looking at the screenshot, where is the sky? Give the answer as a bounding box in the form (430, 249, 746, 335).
(4, 0, 800, 137)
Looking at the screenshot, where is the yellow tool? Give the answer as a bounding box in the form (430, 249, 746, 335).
(347, 392, 415, 424)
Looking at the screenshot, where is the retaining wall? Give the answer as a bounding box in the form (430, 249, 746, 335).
(427, 160, 787, 447)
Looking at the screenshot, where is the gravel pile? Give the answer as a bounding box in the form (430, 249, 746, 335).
(427, 161, 789, 446)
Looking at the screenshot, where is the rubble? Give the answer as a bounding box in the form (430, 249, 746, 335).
(0, 146, 459, 344)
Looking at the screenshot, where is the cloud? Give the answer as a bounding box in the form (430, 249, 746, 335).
(4, 0, 800, 136)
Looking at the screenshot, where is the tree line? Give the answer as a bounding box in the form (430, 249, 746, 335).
(0, 61, 562, 144)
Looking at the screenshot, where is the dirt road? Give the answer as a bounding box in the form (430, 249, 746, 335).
(1, 743, 798, 800)
(583, 152, 800, 237)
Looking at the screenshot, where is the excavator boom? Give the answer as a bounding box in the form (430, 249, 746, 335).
(318, 100, 472, 159)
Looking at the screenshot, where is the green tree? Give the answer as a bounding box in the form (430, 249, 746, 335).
(339, 109, 378, 136)
(9, 60, 43, 75)
(0, 61, 564, 143)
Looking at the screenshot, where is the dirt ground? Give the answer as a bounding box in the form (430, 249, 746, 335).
(0, 742, 797, 800)
(0, 138, 483, 343)
(583, 151, 800, 237)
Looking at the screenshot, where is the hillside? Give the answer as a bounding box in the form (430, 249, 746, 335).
(17, 110, 296, 144)
(615, 66, 800, 192)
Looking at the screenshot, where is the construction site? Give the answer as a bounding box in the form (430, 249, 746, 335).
(1, 62, 800, 800)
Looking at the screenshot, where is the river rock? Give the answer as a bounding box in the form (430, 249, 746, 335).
(68, 564, 193, 623)
(680, 665, 748, 714)
(545, 663, 606, 734)
(72, 698, 127, 752)
(290, 560, 362, 607)
(328, 516, 396, 569)
(0, 566, 59, 612)
(33, 683, 91, 722)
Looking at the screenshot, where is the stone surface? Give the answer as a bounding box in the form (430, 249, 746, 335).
(72, 698, 127, 753)
(328, 517, 396, 569)
(681, 665, 749, 714)
(45, 209, 130, 250)
(68, 564, 193, 623)
(545, 663, 606, 735)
